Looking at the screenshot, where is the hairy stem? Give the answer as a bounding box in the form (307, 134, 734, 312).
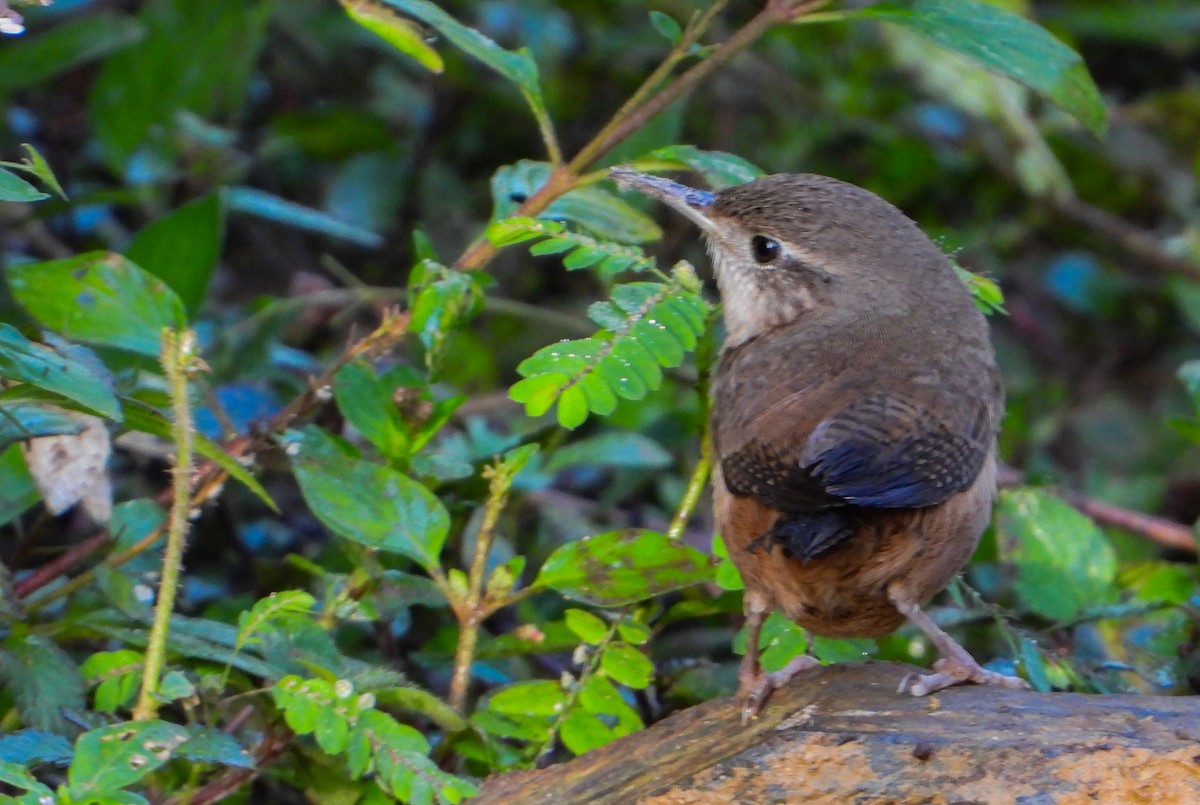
(133, 329, 200, 721)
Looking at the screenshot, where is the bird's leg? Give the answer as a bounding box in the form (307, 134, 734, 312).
(737, 591, 820, 722)
(888, 586, 1030, 697)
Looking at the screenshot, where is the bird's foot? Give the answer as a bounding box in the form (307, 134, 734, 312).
(898, 656, 1031, 697)
(738, 654, 821, 723)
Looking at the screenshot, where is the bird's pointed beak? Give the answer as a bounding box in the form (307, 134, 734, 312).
(610, 168, 717, 232)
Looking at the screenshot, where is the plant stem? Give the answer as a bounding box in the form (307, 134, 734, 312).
(133, 329, 200, 721)
(666, 449, 711, 541)
(535, 617, 621, 764)
(447, 459, 516, 712)
(19, 312, 414, 611)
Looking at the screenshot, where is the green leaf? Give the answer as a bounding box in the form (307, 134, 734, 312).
(556, 383, 589, 429)
(852, 0, 1106, 136)
(577, 674, 641, 734)
(0, 402, 85, 451)
(0, 760, 55, 799)
(996, 488, 1118, 620)
(0, 444, 39, 527)
(333, 361, 410, 459)
(373, 686, 468, 734)
(617, 619, 651, 646)
(155, 670, 195, 703)
(177, 725, 253, 768)
(486, 680, 565, 717)
(381, 0, 547, 129)
(0, 635, 85, 733)
(559, 709, 616, 755)
(5, 252, 185, 356)
(286, 426, 449, 570)
(645, 145, 764, 189)
(492, 161, 662, 244)
(649, 11, 683, 44)
(126, 192, 225, 316)
(236, 591, 317, 651)
(408, 261, 484, 370)
(536, 529, 713, 607)
(0, 11, 144, 92)
(89, 0, 270, 170)
(546, 432, 672, 473)
(121, 401, 276, 510)
(67, 720, 189, 794)
(226, 186, 383, 247)
(564, 608, 609, 645)
(0, 167, 48, 202)
(80, 650, 144, 713)
(341, 0, 443, 72)
(6, 144, 67, 200)
(753, 611, 811, 673)
(0, 324, 121, 420)
(272, 676, 358, 754)
(511, 273, 710, 429)
(711, 533, 744, 591)
(0, 730, 73, 766)
(601, 643, 654, 689)
(955, 265, 1007, 316)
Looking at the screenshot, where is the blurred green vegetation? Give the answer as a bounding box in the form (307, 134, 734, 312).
(0, 0, 1198, 801)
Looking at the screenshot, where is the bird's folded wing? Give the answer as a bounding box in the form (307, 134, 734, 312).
(721, 388, 992, 513)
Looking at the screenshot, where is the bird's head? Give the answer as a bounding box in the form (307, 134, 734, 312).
(613, 169, 965, 346)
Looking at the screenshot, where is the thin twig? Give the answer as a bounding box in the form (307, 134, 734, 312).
(667, 449, 711, 541)
(448, 457, 518, 712)
(11, 530, 110, 599)
(453, 0, 821, 273)
(1050, 194, 1200, 283)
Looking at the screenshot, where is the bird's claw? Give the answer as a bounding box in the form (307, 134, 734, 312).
(738, 655, 822, 722)
(899, 657, 1031, 697)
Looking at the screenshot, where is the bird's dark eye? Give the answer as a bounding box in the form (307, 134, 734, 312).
(751, 235, 781, 264)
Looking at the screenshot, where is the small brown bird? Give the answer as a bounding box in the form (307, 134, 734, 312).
(613, 169, 1029, 719)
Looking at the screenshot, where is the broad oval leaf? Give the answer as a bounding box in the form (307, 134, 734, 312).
(995, 488, 1117, 621)
(67, 719, 189, 794)
(535, 528, 713, 607)
(126, 192, 225, 316)
(486, 680, 564, 716)
(5, 252, 185, 356)
(0, 325, 121, 420)
(853, 0, 1106, 136)
(286, 426, 449, 571)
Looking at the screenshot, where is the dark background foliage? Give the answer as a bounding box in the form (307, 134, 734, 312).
(1, 0, 1198, 802)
